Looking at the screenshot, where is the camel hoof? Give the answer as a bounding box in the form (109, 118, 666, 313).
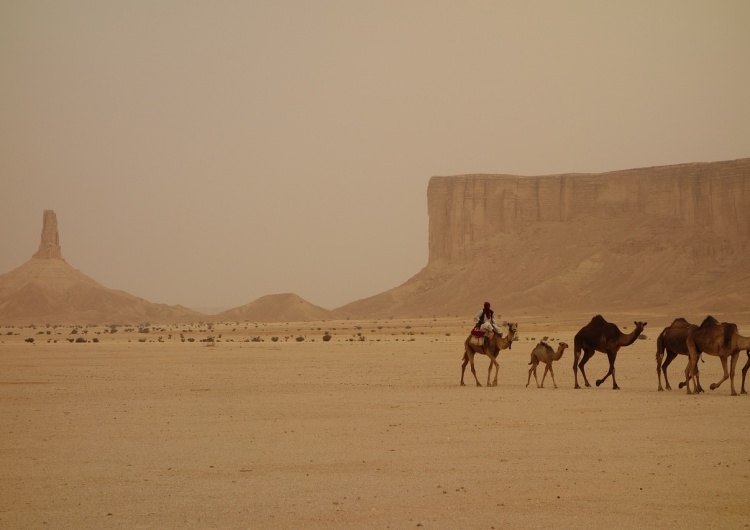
(666, 385, 672, 391)
(613, 386, 620, 390)
(595, 380, 602, 387)
(731, 391, 738, 396)
(585, 382, 591, 387)
(678, 382, 686, 389)
(476, 383, 482, 387)
(742, 390, 747, 395)
(710, 383, 718, 390)
(460, 382, 466, 386)
(574, 384, 580, 389)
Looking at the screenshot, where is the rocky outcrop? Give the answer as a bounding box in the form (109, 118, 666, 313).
(217, 293, 334, 323)
(336, 158, 750, 319)
(0, 211, 205, 325)
(32, 210, 64, 260)
(428, 159, 750, 263)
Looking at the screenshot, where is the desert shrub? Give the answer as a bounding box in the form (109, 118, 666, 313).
(92, 338, 99, 343)
(322, 333, 332, 342)
(638, 335, 648, 340)
(251, 336, 262, 342)
(75, 337, 86, 343)
(25, 337, 34, 343)
(271, 336, 279, 342)
(295, 336, 304, 342)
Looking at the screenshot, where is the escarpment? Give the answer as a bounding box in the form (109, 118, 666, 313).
(336, 158, 750, 319)
(427, 159, 750, 264)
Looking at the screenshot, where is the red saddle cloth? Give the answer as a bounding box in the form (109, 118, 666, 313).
(470, 328, 485, 337)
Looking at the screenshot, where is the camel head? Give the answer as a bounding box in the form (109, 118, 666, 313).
(634, 321, 648, 333)
(506, 322, 518, 349)
(554, 342, 569, 360)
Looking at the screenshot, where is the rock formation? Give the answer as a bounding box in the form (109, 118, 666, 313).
(335, 158, 750, 319)
(32, 210, 64, 260)
(0, 210, 204, 325)
(218, 293, 333, 323)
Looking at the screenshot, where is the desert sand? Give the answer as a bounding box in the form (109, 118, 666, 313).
(2, 316, 749, 529)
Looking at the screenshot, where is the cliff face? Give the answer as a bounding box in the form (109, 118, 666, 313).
(336, 158, 750, 319)
(428, 159, 750, 263)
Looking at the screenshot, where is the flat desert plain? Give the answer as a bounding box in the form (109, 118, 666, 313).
(2, 315, 749, 529)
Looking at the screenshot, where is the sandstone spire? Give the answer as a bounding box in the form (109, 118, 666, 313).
(32, 209, 64, 260)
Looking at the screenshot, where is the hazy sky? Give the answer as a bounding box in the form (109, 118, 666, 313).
(2, 1, 749, 312)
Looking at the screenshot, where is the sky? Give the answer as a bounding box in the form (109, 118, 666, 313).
(1, 1, 749, 313)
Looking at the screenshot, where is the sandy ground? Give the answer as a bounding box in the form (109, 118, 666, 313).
(1, 316, 749, 529)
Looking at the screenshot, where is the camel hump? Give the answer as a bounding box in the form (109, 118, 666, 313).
(671, 317, 690, 326)
(701, 315, 720, 327)
(591, 314, 608, 325)
(724, 322, 738, 347)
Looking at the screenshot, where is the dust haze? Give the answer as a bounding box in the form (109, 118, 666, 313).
(2, 1, 749, 312)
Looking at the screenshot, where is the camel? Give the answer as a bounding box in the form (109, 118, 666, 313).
(460, 322, 518, 387)
(526, 341, 568, 389)
(656, 318, 703, 393)
(683, 316, 750, 396)
(573, 315, 647, 390)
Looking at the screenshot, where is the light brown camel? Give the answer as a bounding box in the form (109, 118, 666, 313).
(526, 341, 568, 389)
(655, 318, 703, 393)
(684, 316, 750, 396)
(461, 322, 518, 387)
(573, 315, 647, 390)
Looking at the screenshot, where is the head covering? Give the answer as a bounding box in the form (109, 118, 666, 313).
(484, 302, 491, 309)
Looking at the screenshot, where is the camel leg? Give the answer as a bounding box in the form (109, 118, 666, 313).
(467, 351, 481, 387)
(741, 351, 750, 394)
(656, 341, 666, 391)
(709, 356, 730, 392)
(729, 352, 739, 396)
(596, 351, 619, 389)
(526, 359, 536, 387)
(684, 355, 699, 395)
(660, 350, 678, 391)
(491, 355, 500, 387)
(486, 356, 494, 387)
(540, 363, 550, 388)
(684, 342, 699, 394)
(548, 364, 558, 389)
(461, 351, 469, 386)
(577, 348, 595, 388)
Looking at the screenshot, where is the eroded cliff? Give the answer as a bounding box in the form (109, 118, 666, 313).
(336, 158, 750, 319)
(428, 159, 750, 263)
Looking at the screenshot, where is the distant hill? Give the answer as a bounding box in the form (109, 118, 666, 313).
(216, 293, 333, 323)
(0, 211, 205, 326)
(333, 158, 750, 320)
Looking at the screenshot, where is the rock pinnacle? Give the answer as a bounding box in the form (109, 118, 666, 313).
(32, 210, 64, 260)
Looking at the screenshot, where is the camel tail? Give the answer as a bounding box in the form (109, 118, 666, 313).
(656, 329, 666, 360)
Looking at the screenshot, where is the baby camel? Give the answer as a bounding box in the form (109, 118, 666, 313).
(527, 341, 569, 389)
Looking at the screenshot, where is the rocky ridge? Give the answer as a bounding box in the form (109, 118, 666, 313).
(334, 158, 750, 320)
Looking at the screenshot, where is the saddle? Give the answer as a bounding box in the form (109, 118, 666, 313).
(469, 335, 485, 348)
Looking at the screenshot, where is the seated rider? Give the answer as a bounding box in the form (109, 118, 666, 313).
(474, 301, 502, 338)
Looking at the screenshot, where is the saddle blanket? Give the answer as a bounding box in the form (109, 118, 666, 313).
(469, 335, 485, 348)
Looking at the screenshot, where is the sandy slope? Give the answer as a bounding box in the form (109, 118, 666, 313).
(1, 317, 749, 528)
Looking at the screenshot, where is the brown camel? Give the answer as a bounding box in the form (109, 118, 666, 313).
(684, 316, 750, 396)
(526, 341, 568, 389)
(656, 318, 703, 393)
(461, 322, 518, 387)
(573, 315, 647, 390)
